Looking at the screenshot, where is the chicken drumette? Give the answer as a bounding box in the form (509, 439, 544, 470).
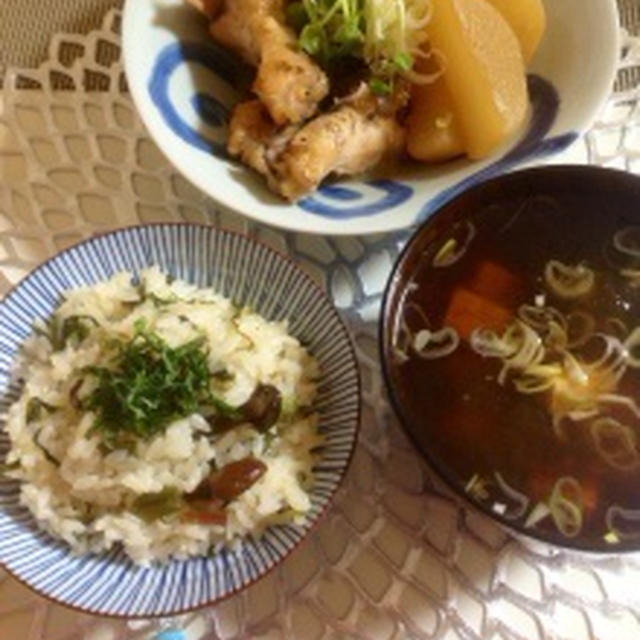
(186, 0, 407, 200)
(187, 0, 328, 125)
(228, 85, 406, 201)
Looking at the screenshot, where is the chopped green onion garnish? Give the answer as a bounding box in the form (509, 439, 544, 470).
(369, 77, 392, 96)
(604, 530, 620, 544)
(393, 51, 413, 72)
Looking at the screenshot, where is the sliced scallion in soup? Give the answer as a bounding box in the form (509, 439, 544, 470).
(389, 195, 640, 549)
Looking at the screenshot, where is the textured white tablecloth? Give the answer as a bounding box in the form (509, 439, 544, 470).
(1, 3, 640, 640)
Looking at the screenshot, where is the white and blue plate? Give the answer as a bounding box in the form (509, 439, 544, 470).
(122, 0, 620, 235)
(0, 224, 360, 617)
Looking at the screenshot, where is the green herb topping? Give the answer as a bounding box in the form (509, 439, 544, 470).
(25, 398, 59, 466)
(286, 0, 427, 92)
(290, 0, 365, 66)
(26, 397, 57, 423)
(35, 314, 99, 351)
(82, 319, 238, 447)
(131, 487, 183, 522)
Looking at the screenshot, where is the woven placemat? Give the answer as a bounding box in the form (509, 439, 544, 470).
(1, 4, 640, 640)
(0, 0, 123, 80)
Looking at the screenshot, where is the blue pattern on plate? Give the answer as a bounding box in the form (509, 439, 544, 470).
(298, 180, 414, 218)
(0, 224, 360, 617)
(148, 37, 574, 220)
(316, 185, 363, 201)
(148, 42, 241, 156)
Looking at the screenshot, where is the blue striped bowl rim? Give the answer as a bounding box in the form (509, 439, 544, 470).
(0, 223, 360, 617)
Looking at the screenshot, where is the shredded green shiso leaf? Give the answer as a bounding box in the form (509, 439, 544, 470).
(35, 314, 98, 352)
(26, 397, 57, 423)
(82, 318, 238, 448)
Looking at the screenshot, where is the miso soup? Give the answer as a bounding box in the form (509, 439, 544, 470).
(383, 169, 640, 550)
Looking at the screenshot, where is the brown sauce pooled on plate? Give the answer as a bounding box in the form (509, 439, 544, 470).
(382, 168, 640, 551)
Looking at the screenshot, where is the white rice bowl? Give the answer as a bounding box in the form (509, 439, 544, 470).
(4, 267, 323, 566)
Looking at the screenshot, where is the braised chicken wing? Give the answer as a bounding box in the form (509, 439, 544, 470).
(187, 0, 328, 125)
(271, 101, 404, 201)
(227, 86, 406, 201)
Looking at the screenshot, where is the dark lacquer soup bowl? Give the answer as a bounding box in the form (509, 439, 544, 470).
(381, 165, 640, 553)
